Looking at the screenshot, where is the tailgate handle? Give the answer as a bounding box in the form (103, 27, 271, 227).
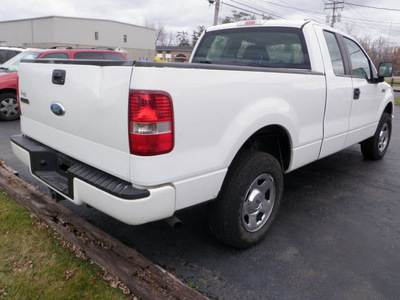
(52, 69, 66, 85)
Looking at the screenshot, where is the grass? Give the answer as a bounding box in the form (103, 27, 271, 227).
(395, 98, 400, 106)
(0, 191, 130, 300)
(186, 281, 202, 293)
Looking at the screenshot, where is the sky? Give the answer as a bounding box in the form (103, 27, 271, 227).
(1, 0, 400, 45)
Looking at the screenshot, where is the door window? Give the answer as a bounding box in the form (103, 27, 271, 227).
(344, 38, 371, 80)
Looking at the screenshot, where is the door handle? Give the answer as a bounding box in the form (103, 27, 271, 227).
(354, 88, 361, 100)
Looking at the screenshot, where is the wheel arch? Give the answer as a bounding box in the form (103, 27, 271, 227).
(0, 88, 17, 96)
(383, 101, 393, 116)
(234, 125, 292, 172)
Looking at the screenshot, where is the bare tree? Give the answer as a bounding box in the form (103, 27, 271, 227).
(145, 21, 168, 46)
(144, 20, 154, 29)
(340, 21, 358, 38)
(167, 31, 175, 46)
(359, 35, 389, 67)
(155, 23, 167, 46)
(355, 34, 400, 75)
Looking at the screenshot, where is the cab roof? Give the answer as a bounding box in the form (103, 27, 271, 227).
(206, 19, 313, 32)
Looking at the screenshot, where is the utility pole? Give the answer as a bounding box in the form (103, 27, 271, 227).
(324, 1, 344, 28)
(209, 0, 220, 25)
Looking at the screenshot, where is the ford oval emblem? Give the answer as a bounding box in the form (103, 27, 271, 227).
(50, 103, 66, 116)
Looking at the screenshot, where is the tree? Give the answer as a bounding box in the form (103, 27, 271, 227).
(145, 21, 168, 46)
(356, 34, 400, 76)
(390, 46, 400, 76)
(220, 10, 256, 24)
(155, 23, 168, 46)
(167, 31, 175, 46)
(192, 26, 206, 46)
(177, 31, 190, 47)
(358, 35, 389, 67)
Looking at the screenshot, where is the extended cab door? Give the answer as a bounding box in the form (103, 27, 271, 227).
(341, 37, 382, 147)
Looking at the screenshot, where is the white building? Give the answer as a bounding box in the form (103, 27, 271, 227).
(0, 16, 156, 61)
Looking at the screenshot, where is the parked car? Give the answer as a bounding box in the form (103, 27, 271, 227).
(0, 48, 127, 121)
(0, 46, 27, 64)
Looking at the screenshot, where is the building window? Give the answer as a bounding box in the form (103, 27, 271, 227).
(95, 32, 99, 40)
(123, 35, 127, 43)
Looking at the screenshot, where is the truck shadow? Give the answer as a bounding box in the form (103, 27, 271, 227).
(62, 142, 400, 299)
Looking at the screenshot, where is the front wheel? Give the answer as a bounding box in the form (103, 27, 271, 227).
(208, 151, 283, 249)
(361, 112, 392, 160)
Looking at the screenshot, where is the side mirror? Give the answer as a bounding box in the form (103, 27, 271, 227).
(377, 62, 394, 80)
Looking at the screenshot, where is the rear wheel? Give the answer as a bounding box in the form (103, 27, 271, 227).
(0, 92, 19, 121)
(208, 151, 283, 249)
(361, 112, 391, 160)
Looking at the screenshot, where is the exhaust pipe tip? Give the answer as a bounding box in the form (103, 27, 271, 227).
(165, 215, 183, 229)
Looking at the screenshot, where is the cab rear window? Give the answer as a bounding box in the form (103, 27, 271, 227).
(192, 27, 310, 69)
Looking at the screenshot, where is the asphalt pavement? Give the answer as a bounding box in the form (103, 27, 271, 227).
(1, 107, 400, 300)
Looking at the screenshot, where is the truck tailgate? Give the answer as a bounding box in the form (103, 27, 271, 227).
(18, 60, 134, 181)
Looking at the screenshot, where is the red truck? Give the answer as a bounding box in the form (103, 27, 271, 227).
(0, 48, 127, 121)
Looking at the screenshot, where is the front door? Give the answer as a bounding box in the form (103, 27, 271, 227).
(342, 37, 382, 147)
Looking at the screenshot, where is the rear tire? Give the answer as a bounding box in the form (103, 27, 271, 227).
(208, 151, 283, 249)
(0, 92, 19, 121)
(361, 112, 391, 160)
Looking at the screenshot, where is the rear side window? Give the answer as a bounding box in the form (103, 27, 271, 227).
(74, 52, 125, 60)
(192, 27, 310, 69)
(323, 31, 345, 76)
(41, 53, 69, 59)
(74, 52, 103, 59)
(103, 52, 125, 60)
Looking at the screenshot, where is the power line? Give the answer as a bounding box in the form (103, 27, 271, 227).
(345, 2, 400, 12)
(345, 5, 387, 34)
(257, 0, 327, 16)
(222, 2, 277, 19)
(216, 0, 400, 45)
(340, 13, 400, 27)
(237, 0, 325, 24)
(230, 0, 286, 19)
(225, 0, 287, 19)
(342, 5, 400, 45)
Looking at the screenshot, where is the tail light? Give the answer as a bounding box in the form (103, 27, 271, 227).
(129, 90, 174, 156)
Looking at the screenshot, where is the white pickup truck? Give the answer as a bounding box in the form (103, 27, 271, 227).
(11, 20, 394, 249)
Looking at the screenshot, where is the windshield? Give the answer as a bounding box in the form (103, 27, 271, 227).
(0, 51, 41, 72)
